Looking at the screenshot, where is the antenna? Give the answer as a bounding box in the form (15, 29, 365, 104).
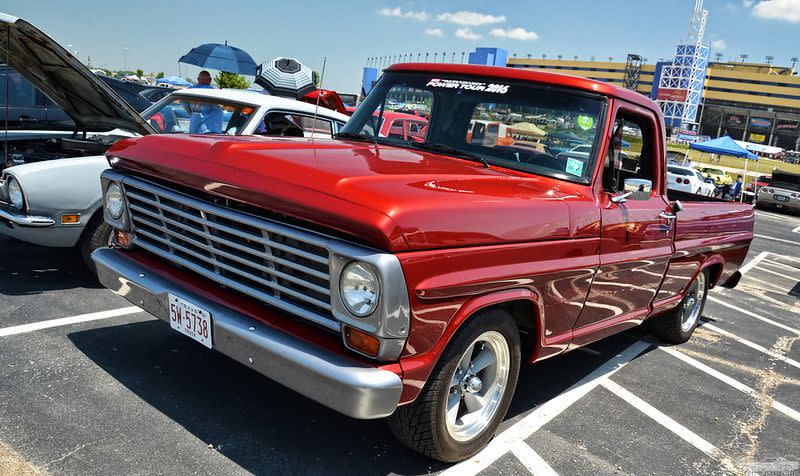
(312, 56, 327, 140)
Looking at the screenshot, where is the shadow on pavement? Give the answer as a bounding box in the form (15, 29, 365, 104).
(68, 318, 652, 475)
(0, 236, 101, 295)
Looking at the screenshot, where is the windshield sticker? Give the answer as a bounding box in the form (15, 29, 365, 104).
(577, 115, 594, 130)
(426, 78, 509, 94)
(566, 158, 584, 176)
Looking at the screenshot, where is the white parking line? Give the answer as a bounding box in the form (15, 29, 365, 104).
(659, 346, 800, 423)
(707, 296, 800, 336)
(701, 322, 800, 370)
(738, 251, 769, 276)
(753, 234, 800, 246)
(792, 224, 800, 233)
(599, 379, 724, 460)
(509, 440, 559, 476)
(440, 340, 652, 476)
(0, 307, 142, 337)
(761, 259, 800, 273)
(749, 265, 800, 286)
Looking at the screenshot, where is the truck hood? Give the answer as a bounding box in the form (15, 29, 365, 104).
(109, 135, 584, 252)
(0, 12, 154, 135)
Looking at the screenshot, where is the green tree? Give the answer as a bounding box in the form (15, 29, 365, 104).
(156, 71, 165, 79)
(135, 68, 144, 78)
(214, 71, 250, 89)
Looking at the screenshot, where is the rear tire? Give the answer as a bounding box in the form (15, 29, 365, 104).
(649, 270, 708, 344)
(388, 309, 521, 462)
(80, 214, 113, 275)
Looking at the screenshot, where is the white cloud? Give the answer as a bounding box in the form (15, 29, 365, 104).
(425, 28, 445, 37)
(455, 27, 482, 40)
(743, 0, 754, 6)
(437, 11, 506, 26)
(711, 39, 727, 50)
(379, 7, 429, 21)
(490, 27, 540, 41)
(752, 0, 800, 22)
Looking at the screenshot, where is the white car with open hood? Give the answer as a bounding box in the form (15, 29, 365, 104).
(0, 12, 349, 272)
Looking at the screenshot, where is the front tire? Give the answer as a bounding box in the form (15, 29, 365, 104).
(650, 270, 708, 344)
(80, 215, 113, 275)
(388, 309, 521, 462)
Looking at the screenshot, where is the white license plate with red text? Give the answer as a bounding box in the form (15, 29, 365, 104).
(168, 294, 212, 348)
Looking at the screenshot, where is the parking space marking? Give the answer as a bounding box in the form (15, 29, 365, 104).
(753, 234, 800, 246)
(659, 346, 800, 423)
(701, 322, 800, 370)
(749, 265, 800, 288)
(707, 296, 800, 335)
(761, 259, 800, 273)
(599, 379, 725, 460)
(738, 251, 770, 276)
(440, 340, 652, 476)
(793, 225, 800, 233)
(509, 440, 559, 476)
(755, 210, 800, 223)
(0, 307, 142, 337)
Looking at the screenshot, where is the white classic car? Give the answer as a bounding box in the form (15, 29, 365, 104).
(667, 164, 715, 196)
(0, 13, 349, 272)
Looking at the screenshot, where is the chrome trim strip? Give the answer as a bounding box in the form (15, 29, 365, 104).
(92, 247, 402, 419)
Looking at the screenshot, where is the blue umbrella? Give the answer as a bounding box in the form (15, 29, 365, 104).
(156, 76, 191, 87)
(179, 42, 257, 76)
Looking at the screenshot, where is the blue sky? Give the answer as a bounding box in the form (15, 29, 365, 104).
(3, 0, 799, 92)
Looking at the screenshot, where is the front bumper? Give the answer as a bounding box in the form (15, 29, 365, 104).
(0, 204, 55, 227)
(91, 247, 403, 419)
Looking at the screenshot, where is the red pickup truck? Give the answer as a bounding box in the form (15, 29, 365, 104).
(93, 63, 753, 462)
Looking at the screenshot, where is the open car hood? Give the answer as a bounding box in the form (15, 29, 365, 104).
(0, 12, 154, 135)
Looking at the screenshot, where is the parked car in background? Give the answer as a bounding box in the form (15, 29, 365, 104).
(667, 165, 714, 196)
(755, 170, 800, 213)
(93, 62, 753, 462)
(0, 13, 348, 272)
(746, 175, 771, 193)
(700, 167, 733, 186)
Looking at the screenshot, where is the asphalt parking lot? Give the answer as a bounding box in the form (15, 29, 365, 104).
(1, 209, 798, 476)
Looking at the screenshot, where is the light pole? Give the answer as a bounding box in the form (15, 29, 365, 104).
(739, 53, 748, 63)
(791, 56, 798, 69)
(714, 52, 723, 62)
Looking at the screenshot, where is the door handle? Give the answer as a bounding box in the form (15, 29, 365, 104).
(659, 211, 677, 224)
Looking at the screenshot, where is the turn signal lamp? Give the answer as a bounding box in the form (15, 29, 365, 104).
(61, 214, 80, 224)
(344, 326, 380, 357)
(114, 230, 131, 248)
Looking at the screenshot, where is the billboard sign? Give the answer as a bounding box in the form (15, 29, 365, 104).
(750, 117, 772, 129)
(749, 133, 766, 143)
(656, 88, 688, 101)
(776, 121, 798, 131)
(725, 114, 745, 128)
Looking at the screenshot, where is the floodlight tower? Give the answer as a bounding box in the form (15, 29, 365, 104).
(655, 0, 710, 131)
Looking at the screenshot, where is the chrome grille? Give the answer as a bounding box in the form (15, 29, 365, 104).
(122, 176, 337, 330)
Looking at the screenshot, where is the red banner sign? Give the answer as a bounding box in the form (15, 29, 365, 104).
(656, 88, 688, 101)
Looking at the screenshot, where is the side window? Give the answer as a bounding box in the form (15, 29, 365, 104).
(602, 112, 655, 199)
(290, 115, 333, 137)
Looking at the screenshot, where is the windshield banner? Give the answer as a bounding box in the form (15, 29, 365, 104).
(426, 78, 509, 94)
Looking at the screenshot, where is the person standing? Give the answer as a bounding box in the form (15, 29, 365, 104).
(186, 70, 223, 133)
(190, 70, 215, 89)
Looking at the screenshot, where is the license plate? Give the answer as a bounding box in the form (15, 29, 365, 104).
(775, 195, 789, 202)
(168, 294, 212, 348)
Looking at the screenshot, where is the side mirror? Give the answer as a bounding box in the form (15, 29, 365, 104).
(624, 178, 652, 197)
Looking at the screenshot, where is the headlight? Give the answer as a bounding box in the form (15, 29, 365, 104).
(340, 261, 381, 317)
(7, 177, 24, 210)
(105, 183, 125, 220)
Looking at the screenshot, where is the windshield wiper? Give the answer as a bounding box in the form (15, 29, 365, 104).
(409, 142, 490, 168)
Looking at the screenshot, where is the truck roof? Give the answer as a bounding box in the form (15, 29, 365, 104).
(386, 63, 660, 113)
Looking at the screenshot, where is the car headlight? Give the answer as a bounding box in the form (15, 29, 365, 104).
(7, 177, 24, 210)
(105, 183, 125, 220)
(339, 261, 381, 317)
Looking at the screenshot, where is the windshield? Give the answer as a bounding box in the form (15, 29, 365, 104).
(142, 95, 257, 135)
(341, 72, 606, 182)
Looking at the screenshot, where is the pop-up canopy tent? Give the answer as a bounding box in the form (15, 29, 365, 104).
(689, 135, 757, 160)
(690, 136, 757, 201)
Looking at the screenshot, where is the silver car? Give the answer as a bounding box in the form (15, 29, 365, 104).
(755, 170, 800, 213)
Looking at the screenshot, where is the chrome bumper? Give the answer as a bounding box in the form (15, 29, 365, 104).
(0, 205, 55, 227)
(91, 247, 403, 419)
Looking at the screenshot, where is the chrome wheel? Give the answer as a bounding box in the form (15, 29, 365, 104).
(680, 272, 706, 332)
(445, 331, 510, 442)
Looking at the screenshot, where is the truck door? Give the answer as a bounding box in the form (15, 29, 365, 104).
(572, 104, 673, 345)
